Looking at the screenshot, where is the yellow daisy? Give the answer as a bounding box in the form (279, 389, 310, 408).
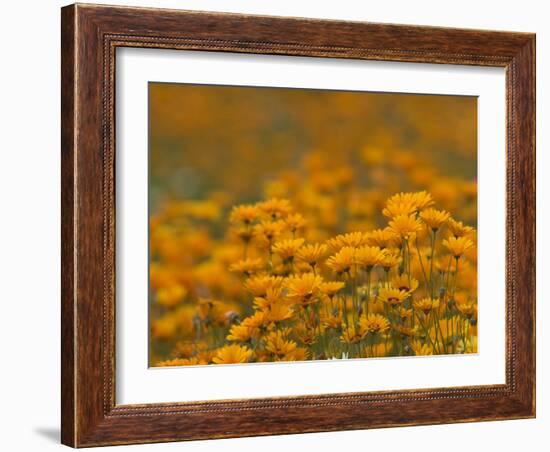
(212, 344, 254, 364)
(442, 236, 475, 258)
(413, 297, 440, 316)
(322, 312, 343, 329)
(326, 231, 369, 251)
(258, 198, 293, 220)
(447, 218, 475, 238)
(420, 208, 451, 231)
(265, 303, 295, 322)
(382, 200, 417, 218)
(241, 310, 268, 328)
(229, 204, 261, 225)
(340, 324, 365, 344)
(226, 324, 260, 342)
(326, 246, 355, 275)
(320, 281, 346, 297)
(282, 347, 310, 362)
(360, 314, 390, 335)
(285, 213, 307, 234)
(296, 243, 328, 267)
(377, 284, 409, 306)
(379, 252, 402, 271)
(285, 273, 323, 305)
(272, 238, 305, 261)
(411, 340, 433, 356)
(456, 300, 477, 318)
(253, 287, 285, 310)
(253, 220, 285, 245)
(244, 274, 284, 297)
(388, 214, 423, 239)
(397, 307, 413, 321)
(391, 274, 419, 293)
(394, 325, 418, 338)
(264, 330, 298, 360)
(366, 228, 401, 248)
(354, 245, 385, 270)
(385, 191, 434, 214)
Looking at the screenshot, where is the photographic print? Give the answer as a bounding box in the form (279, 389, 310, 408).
(148, 83, 478, 367)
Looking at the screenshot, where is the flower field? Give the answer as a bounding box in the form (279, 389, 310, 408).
(149, 84, 477, 366)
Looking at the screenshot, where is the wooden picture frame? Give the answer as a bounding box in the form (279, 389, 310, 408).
(61, 3, 535, 447)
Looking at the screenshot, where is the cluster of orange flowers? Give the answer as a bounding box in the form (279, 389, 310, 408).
(150, 151, 477, 365)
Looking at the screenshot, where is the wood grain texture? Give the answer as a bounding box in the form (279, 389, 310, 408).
(61, 3, 536, 447)
(60, 5, 76, 447)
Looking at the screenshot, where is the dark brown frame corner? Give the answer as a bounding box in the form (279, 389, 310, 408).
(61, 3, 536, 447)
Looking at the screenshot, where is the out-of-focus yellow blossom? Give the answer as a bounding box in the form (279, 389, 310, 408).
(156, 284, 187, 308)
(151, 315, 179, 340)
(229, 258, 264, 276)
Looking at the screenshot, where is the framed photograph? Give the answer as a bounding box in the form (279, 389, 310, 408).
(61, 3, 535, 447)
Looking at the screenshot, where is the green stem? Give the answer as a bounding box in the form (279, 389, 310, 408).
(365, 268, 372, 316)
(429, 229, 437, 298)
(415, 238, 430, 289)
(351, 267, 358, 323)
(415, 312, 437, 352)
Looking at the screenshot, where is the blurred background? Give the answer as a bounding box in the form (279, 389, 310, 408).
(149, 83, 477, 220)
